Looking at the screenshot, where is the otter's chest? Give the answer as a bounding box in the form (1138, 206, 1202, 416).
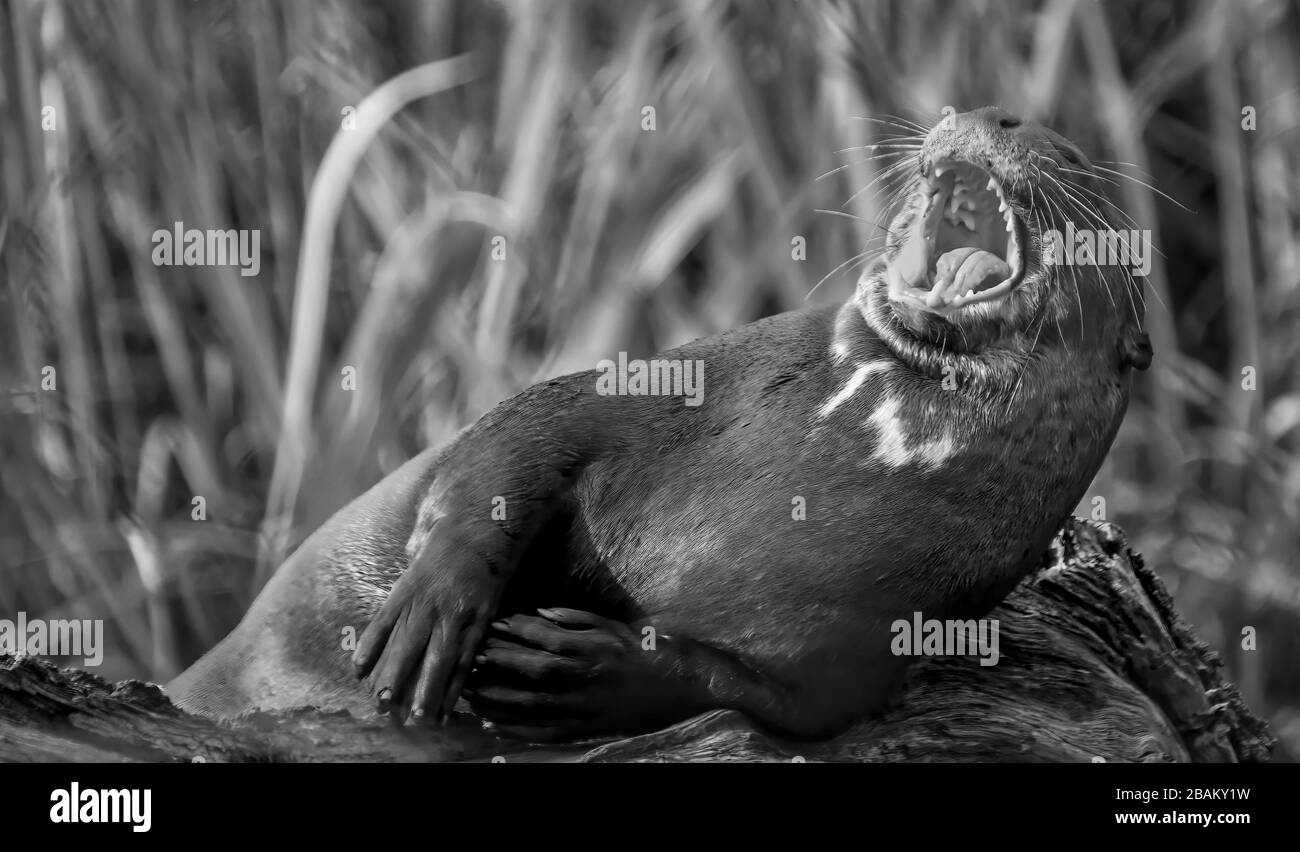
(564, 356, 1127, 626)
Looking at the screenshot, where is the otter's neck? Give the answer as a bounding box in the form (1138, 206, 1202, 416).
(848, 277, 1112, 406)
(826, 288, 1131, 548)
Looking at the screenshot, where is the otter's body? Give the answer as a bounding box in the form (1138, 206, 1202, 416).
(169, 108, 1149, 741)
(170, 301, 1130, 728)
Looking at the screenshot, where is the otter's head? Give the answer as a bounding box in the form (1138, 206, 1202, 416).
(861, 107, 1152, 380)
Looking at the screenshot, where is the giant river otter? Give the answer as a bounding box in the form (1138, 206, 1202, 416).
(168, 107, 1152, 743)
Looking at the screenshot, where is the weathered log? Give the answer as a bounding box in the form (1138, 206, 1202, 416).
(0, 519, 1274, 762)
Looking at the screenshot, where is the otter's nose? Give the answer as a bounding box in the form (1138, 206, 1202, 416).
(953, 107, 1025, 132)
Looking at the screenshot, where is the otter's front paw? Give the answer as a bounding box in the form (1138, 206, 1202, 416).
(352, 552, 497, 725)
(464, 608, 683, 742)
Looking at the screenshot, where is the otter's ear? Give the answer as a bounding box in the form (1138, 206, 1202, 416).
(1123, 331, 1153, 371)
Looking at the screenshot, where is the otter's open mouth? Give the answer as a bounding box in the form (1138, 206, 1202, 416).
(887, 160, 1029, 313)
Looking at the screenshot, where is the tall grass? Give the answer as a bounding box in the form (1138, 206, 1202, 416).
(1, 0, 1297, 755)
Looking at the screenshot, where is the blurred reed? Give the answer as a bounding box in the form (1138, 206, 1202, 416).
(0, 0, 1297, 753)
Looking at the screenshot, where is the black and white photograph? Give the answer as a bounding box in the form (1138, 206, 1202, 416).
(1, 0, 1297, 830)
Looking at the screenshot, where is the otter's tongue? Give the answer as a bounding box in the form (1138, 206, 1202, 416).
(926, 246, 1010, 307)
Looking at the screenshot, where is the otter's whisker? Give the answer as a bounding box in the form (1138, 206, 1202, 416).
(1090, 164, 1195, 213)
(807, 246, 890, 300)
(834, 143, 924, 155)
(841, 158, 919, 208)
(1033, 201, 1086, 344)
(1052, 189, 1151, 311)
(852, 114, 932, 135)
(1050, 180, 1148, 261)
(1055, 197, 1128, 316)
(1094, 159, 1162, 181)
(817, 149, 916, 182)
(1004, 305, 1050, 416)
(1039, 188, 1122, 325)
(1054, 177, 1158, 254)
(1057, 165, 1123, 189)
(814, 208, 878, 225)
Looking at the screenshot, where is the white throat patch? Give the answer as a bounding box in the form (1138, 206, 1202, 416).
(867, 396, 958, 470)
